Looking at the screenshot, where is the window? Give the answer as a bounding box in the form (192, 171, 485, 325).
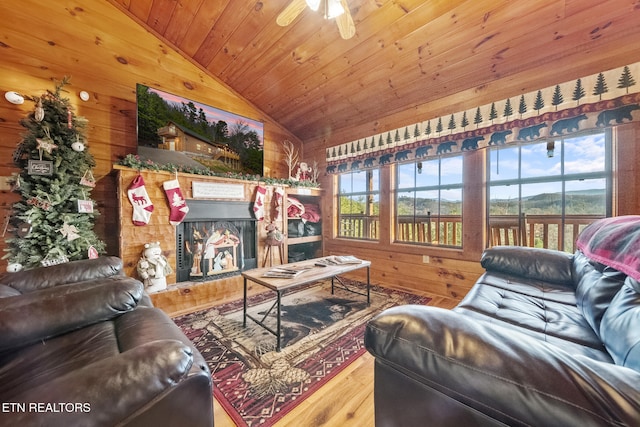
(396, 155, 463, 246)
(338, 169, 380, 239)
(488, 131, 611, 252)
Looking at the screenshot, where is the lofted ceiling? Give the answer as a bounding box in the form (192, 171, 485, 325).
(108, 0, 640, 147)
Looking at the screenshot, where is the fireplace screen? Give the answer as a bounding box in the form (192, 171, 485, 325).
(175, 201, 257, 282)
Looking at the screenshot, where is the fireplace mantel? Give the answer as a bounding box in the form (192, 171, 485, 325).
(115, 166, 267, 285)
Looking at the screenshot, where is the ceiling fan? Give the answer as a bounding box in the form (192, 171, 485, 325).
(277, 0, 356, 40)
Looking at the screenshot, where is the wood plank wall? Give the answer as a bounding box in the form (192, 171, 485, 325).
(1, 0, 639, 305)
(0, 0, 301, 266)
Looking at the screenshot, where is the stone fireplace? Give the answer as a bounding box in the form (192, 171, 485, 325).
(175, 200, 257, 282)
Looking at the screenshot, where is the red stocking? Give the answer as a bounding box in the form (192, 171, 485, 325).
(253, 185, 267, 221)
(163, 179, 189, 226)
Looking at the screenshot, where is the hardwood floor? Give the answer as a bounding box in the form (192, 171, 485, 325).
(199, 286, 461, 427)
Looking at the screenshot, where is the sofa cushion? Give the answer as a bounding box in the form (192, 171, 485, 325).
(454, 276, 611, 362)
(0, 277, 143, 353)
(600, 277, 640, 371)
(573, 251, 627, 339)
(480, 246, 574, 287)
(0, 256, 123, 294)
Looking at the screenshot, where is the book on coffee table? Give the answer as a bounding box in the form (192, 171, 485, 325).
(317, 255, 362, 266)
(262, 265, 312, 278)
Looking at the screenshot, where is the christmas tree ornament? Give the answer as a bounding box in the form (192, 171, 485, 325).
(77, 199, 94, 213)
(72, 141, 85, 152)
(88, 245, 99, 259)
(163, 178, 189, 226)
(59, 222, 80, 241)
(16, 221, 32, 238)
(36, 137, 58, 154)
(34, 97, 44, 122)
(26, 196, 52, 210)
(6, 263, 23, 273)
(12, 142, 26, 165)
(27, 159, 54, 176)
(67, 109, 73, 129)
(80, 169, 96, 187)
(41, 255, 69, 267)
(127, 174, 154, 226)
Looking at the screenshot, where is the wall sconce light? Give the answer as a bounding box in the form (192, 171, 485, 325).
(79, 91, 90, 101)
(546, 141, 555, 158)
(4, 91, 24, 105)
(417, 162, 423, 174)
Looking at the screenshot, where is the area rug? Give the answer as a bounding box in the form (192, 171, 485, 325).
(174, 279, 430, 427)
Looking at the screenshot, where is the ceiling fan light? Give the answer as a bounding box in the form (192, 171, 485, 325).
(326, 0, 344, 19)
(305, 0, 321, 11)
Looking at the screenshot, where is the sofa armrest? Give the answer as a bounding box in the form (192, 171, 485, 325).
(481, 246, 574, 287)
(2, 340, 196, 427)
(365, 305, 640, 426)
(0, 277, 143, 352)
(0, 256, 124, 294)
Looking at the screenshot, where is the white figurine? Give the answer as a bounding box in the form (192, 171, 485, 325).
(137, 242, 173, 293)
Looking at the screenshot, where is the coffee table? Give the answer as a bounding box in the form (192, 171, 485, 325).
(241, 256, 371, 351)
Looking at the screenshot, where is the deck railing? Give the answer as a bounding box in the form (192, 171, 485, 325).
(338, 214, 604, 252)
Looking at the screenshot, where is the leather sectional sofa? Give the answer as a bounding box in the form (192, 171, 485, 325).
(365, 216, 640, 426)
(0, 256, 213, 427)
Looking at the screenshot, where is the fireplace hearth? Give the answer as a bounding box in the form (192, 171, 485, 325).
(175, 200, 257, 282)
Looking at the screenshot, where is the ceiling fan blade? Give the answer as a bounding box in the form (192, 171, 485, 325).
(336, 0, 355, 39)
(277, 0, 308, 27)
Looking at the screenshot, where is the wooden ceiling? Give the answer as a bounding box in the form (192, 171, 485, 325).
(109, 0, 640, 147)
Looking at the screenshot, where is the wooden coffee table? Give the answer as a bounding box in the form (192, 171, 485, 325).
(241, 256, 371, 351)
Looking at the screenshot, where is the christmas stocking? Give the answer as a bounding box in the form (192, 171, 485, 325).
(252, 185, 267, 221)
(127, 175, 154, 226)
(163, 179, 189, 226)
(272, 186, 285, 222)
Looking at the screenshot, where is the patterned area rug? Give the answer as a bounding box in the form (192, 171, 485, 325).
(174, 279, 430, 427)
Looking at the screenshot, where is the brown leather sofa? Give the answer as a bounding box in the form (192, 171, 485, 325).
(365, 216, 640, 426)
(0, 256, 213, 427)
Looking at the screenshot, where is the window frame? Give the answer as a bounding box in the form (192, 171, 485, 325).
(487, 129, 612, 251)
(394, 153, 464, 247)
(337, 168, 380, 240)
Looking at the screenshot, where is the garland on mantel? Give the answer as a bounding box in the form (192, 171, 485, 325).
(116, 154, 320, 188)
(326, 62, 640, 174)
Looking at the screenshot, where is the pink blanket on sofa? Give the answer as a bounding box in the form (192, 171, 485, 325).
(576, 216, 640, 281)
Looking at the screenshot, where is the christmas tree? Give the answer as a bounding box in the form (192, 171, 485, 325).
(4, 78, 105, 271)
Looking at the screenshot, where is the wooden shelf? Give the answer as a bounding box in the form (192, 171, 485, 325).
(288, 235, 322, 245)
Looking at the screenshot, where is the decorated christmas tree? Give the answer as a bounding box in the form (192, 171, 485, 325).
(3, 78, 105, 272)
